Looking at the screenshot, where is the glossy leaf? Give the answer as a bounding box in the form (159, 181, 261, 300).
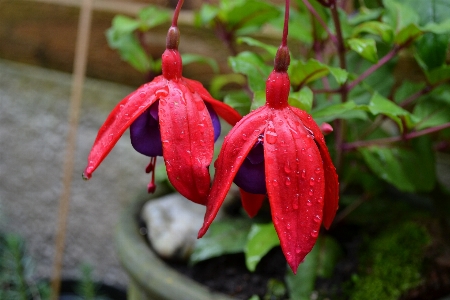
(244, 223, 280, 271)
(289, 87, 313, 112)
(382, 0, 420, 33)
(395, 23, 423, 45)
(352, 21, 394, 43)
(312, 101, 360, 123)
(181, 54, 220, 73)
(190, 218, 252, 264)
(347, 38, 378, 63)
(413, 93, 450, 130)
(289, 59, 329, 87)
(364, 92, 414, 131)
(237, 37, 278, 57)
(360, 142, 436, 192)
(397, 0, 450, 26)
(415, 32, 449, 71)
(229, 52, 272, 92)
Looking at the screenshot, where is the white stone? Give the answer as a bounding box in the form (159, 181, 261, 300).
(141, 193, 206, 261)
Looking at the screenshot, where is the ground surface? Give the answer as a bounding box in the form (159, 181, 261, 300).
(0, 59, 154, 288)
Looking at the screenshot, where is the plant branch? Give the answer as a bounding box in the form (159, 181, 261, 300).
(342, 122, 450, 151)
(301, 0, 338, 45)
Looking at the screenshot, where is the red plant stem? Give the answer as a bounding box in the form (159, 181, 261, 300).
(346, 46, 400, 91)
(342, 122, 450, 151)
(302, 0, 338, 45)
(282, 0, 290, 47)
(171, 0, 184, 27)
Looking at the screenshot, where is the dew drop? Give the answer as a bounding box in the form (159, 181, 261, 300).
(266, 131, 277, 144)
(295, 247, 301, 254)
(286, 223, 291, 229)
(155, 89, 168, 98)
(284, 162, 291, 173)
(309, 177, 315, 186)
(272, 179, 279, 187)
(315, 167, 321, 174)
(301, 169, 306, 179)
(311, 230, 318, 238)
(139, 91, 147, 98)
(285, 177, 291, 186)
(309, 189, 314, 196)
(306, 199, 312, 206)
(308, 154, 313, 162)
(314, 215, 321, 223)
(318, 197, 323, 204)
(242, 133, 248, 141)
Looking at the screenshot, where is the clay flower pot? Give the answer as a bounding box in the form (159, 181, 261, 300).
(115, 193, 236, 300)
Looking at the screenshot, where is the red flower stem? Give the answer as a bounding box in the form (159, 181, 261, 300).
(282, 0, 290, 47)
(346, 46, 400, 91)
(302, 0, 338, 45)
(171, 0, 184, 27)
(342, 122, 450, 151)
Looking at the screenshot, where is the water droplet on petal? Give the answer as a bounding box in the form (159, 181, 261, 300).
(242, 133, 248, 141)
(311, 230, 318, 238)
(315, 167, 321, 174)
(285, 177, 291, 186)
(286, 223, 291, 229)
(160, 99, 167, 106)
(139, 91, 147, 98)
(314, 215, 321, 223)
(272, 179, 279, 187)
(265, 122, 277, 144)
(156, 89, 168, 98)
(295, 247, 301, 254)
(318, 197, 323, 204)
(309, 189, 314, 196)
(284, 162, 291, 173)
(195, 100, 205, 111)
(306, 199, 312, 206)
(309, 177, 315, 186)
(301, 169, 306, 179)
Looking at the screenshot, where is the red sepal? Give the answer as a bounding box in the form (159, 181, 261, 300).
(198, 106, 270, 237)
(240, 189, 265, 218)
(265, 108, 325, 273)
(291, 108, 339, 229)
(83, 78, 166, 179)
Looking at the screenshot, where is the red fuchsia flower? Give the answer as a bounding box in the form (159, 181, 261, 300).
(198, 1, 339, 273)
(83, 4, 241, 204)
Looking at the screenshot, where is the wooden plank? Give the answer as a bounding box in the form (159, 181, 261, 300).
(0, 0, 222, 87)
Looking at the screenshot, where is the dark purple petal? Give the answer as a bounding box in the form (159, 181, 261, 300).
(233, 141, 266, 194)
(206, 102, 221, 142)
(130, 101, 221, 157)
(130, 102, 163, 157)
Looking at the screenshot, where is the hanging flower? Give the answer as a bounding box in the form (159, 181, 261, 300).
(83, 20, 241, 204)
(198, 31, 339, 272)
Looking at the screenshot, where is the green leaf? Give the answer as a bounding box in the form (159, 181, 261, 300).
(289, 87, 313, 112)
(106, 26, 152, 73)
(181, 54, 219, 73)
(328, 67, 349, 85)
(364, 93, 413, 130)
(285, 236, 343, 300)
(244, 223, 280, 272)
(415, 32, 449, 71)
(360, 142, 436, 192)
(190, 218, 252, 264)
(396, 0, 450, 26)
(347, 38, 378, 63)
(425, 65, 450, 84)
(225, 0, 280, 35)
(194, 4, 220, 27)
(251, 90, 266, 111)
(209, 73, 247, 98)
(312, 101, 367, 123)
(138, 6, 171, 30)
(223, 90, 251, 116)
(382, 0, 420, 33)
(395, 23, 423, 45)
(352, 21, 394, 43)
(229, 51, 272, 92)
(413, 93, 450, 130)
(422, 19, 450, 34)
(237, 37, 278, 57)
(289, 59, 329, 87)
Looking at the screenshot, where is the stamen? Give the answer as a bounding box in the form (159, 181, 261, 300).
(145, 156, 157, 193)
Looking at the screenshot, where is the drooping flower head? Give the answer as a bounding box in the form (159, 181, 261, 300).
(83, 0, 241, 204)
(198, 0, 339, 273)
